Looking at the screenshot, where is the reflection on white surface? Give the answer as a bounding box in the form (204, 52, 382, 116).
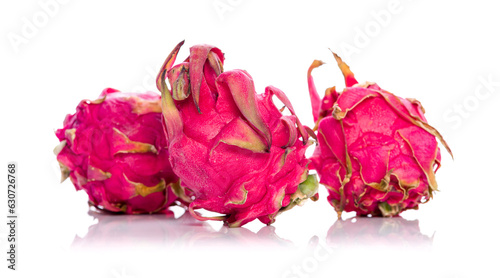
(327, 216, 433, 249)
(67, 211, 439, 278)
(72, 209, 293, 250)
(72, 209, 433, 251)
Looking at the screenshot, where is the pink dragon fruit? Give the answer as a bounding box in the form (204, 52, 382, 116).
(307, 53, 452, 217)
(156, 41, 318, 227)
(54, 88, 188, 214)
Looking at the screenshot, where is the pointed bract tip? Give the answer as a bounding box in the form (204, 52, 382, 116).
(308, 60, 325, 72)
(330, 51, 342, 63)
(156, 40, 185, 93)
(329, 50, 358, 87)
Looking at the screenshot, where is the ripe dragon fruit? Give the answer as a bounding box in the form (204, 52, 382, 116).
(157, 41, 318, 227)
(54, 88, 188, 214)
(307, 53, 453, 218)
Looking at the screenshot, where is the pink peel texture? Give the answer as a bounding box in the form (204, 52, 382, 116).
(54, 88, 185, 214)
(157, 41, 318, 227)
(307, 55, 452, 217)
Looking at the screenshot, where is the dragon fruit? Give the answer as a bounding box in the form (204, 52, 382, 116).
(54, 88, 188, 214)
(307, 53, 452, 217)
(156, 41, 318, 227)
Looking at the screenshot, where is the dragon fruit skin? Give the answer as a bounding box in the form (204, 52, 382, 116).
(157, 41, 318, 227)
(54, 88, 186, 214)
(307, 54, 452, 217)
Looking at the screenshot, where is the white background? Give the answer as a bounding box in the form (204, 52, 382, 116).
(1, 0, 499, 277)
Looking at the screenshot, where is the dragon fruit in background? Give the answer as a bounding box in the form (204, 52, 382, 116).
(157, 41, 318, 227)
(307, 54, 452, 218)
(54, 88, 188, 214)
